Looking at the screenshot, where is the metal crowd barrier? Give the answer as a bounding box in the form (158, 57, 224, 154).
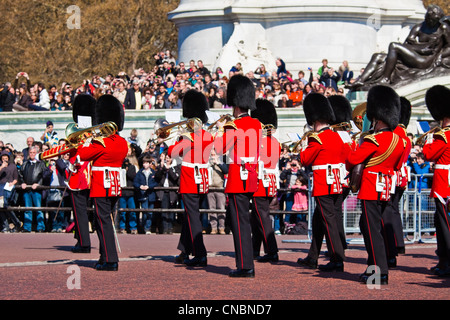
(0, 173, 438, 245)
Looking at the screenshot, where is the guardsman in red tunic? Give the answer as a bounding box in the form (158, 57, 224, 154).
(346, 85, 407, 285)
(422, 85, 450, 277)
(382, 96, 412, 267)
(73, 94, 128, 271)
(250, 98, 280, 263)
(68, 94, 96, 254)
(168, 89, 214, 267)
(214, 74, 262, 278)
(296, 93, 346, 272)
(327, 95, 354, 251)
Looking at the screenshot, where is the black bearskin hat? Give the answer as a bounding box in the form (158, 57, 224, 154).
(303, 93, 335, 126)
(251, 98, 278, 128)
(366, 85, 400, 130)
(182, 89, 208, 123)
(399, 96, 412, 127)
(226, 74, 256, 111)
(327, 95, 352, 125)
(72, 94, 96, 125)
(95, 94, 124, 131)
(425, 85, 450, 121)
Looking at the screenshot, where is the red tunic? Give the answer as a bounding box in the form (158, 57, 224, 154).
(393, 125, 412, 189)
(214, 114, 263, 194)
(74, 134, 128, 198)
(422, 127, 450, 198)
(300, 128, 346, 197)
(168, 129, 214, 194)
(254, 135, 281, 197)
(67, 154, 91, 191)
(346, 130, 406, 201)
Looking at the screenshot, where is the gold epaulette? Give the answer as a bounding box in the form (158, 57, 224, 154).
(363, 133, 379, 147)
(308, 132, 322, 145)
(434, 127, 450, 144)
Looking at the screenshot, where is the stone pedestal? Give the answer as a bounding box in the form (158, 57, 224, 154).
(168, 0, 426, 75)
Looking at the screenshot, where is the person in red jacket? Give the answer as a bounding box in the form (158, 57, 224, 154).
(68, 94, 96, 254)
(73, 94, 128, 271)
(214, 74, 262, 278)
(296, 93, 346, 273)
(382, 96, 412, 267)
(250, 98, 280, 263)
(422, 85, 450, 277)
(168, 89, 214, 267)
(346, 85, 407, 285)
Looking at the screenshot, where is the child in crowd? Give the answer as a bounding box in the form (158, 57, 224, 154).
(291, 177, 308, 212)
(134, 156, 158, 234)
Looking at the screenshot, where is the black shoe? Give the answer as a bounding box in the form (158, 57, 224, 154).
(229, 268, 255, 278)
(185, 256, 207, 267)
(318, 261, 344, 272)
(388, 258, 397, 268)
(71, 245, 91, 253)
(360, 273, 388, 285)
(297, 256, 318, 269)
(175, 252, 187, 264)
(256, 253, 279, 263)
(396, 246, 405, 254)
(95, 262, 118, 271)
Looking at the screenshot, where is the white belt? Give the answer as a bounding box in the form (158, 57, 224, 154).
(263, 168, 279, 175)
(311, 163, 343, 171)
(182, 161, 209, 169)
(92, 166, 121, 172)
(240, 157, 255, 163)
(435, 164, 450, 170)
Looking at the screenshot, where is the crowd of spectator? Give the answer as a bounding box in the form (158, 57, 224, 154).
(0, 53, 359, 113)
(0, 52, 433, 234)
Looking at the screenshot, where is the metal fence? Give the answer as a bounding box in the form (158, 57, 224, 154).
(0, 174, 439, 244)
(291, 173, 437, 245)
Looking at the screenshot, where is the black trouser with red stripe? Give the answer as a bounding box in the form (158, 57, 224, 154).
(177, 194, 207, 258)
(228, 193, 254, 270)
(71, 189, 91, 248)
(251, 196, 278, 256)
(93, 197, 119, 263)
(434, 198, 450, 265)
(307, 194, 345, 263)
(382, 187, 405, 259)
(360, 199, 389, 274)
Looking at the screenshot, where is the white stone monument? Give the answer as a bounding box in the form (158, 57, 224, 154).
(168, 0, 426, 75)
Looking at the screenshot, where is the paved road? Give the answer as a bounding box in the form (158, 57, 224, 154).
(0, 232, 448, 307)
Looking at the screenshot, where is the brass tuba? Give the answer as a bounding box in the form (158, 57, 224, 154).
(348, 102, 368, 193)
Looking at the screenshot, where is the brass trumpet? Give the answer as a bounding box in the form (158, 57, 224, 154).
(151, 117, 202, 144)
(290, 130, 314, 153)
(330, 122, 352, 132)
(207, 114, 233, 132)
(40, 121, 118, 160)
(415, 126, 441, 145)
(262, 124, 276, 137)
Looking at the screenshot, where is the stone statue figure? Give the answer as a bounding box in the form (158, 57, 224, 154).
(348, 5, 450, 90)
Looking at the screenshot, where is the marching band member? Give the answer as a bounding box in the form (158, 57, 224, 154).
(250, 98, 280, 263)
(346, 85, 407, 285)
(72, 94, 128, 271)
(168, 89, 214, 267)
(383, 96, 412, 267)
(214, 74, 262, 278)
(327, 94, 354, 251)
(422, 85, 450, 277)
(68, 94, 96, 254)
(296, 93, 346, 272)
